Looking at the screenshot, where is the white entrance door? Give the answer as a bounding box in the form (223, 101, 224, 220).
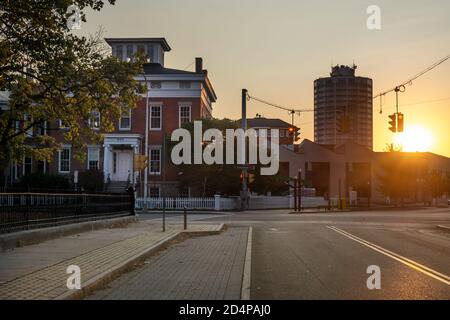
(112, 151, 133, 181)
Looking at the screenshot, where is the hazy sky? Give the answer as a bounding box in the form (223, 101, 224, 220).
(77, 0, 450, 156)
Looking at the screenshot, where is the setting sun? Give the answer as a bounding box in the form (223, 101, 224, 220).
(394, 125, 434, 152)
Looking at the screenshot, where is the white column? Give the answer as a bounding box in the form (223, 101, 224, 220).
(103, 145, 111, 182)
(214, 194, 221, 211)
(132, 144, 139, 186)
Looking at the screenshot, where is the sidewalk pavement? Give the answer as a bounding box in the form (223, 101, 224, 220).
(87, 226, 249, 300)
(0, 218, 223, 300)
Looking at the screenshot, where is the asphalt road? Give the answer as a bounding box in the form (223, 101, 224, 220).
(200, 207, 450, 299)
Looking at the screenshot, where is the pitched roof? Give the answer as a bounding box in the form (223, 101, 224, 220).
(142, 63, 198, 75)
(246, 118, 295, 129)
(104, 38, 171, 51)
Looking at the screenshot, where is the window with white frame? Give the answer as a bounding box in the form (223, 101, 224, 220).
(37, 121, 47, 136)
(126, 45, 133, 60)
(179, 104, 191, 127)
(149, 148, 161, 175)
(37, 160, 47, 174)
(180, 81, 191, 89)
(150, 81, 162, 89)
(12, 161, 20, 180)
(58, 119, 69, 130)
(149, 186, 160, 198)
(146, 45, 154, 61)
(150, 105, 162, 130)
(116, 45, 123, 61)
(24, 114, 33, 137)
(119, 108, 131, 130)
(87, 147, 100, 170)
(14, 120, 20, 133)
(23, 156, 32, 176)
(89, 111, 101, 130)
(137, 45, 145, 55)
(58, 147, 71, 173)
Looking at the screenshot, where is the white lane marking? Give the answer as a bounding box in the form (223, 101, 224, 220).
(327, 225, 450, 286)
(241, 226, 252, 300)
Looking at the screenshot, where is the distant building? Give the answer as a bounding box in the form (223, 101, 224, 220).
(314, 65, 373, 150)
(246, 117, 299, 146)
(280, 139, 450, 204)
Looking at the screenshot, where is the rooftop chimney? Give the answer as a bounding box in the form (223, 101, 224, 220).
(195, 57, 203, 73)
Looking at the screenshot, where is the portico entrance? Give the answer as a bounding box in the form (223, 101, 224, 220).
(103, 134, 142, 183)
(111, 149, 133, 182)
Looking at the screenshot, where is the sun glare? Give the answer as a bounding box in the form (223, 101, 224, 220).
(394, 125, 434, 152)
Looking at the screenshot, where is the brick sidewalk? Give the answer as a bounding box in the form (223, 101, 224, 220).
(87, 226, 249, 300)
(0, 221, 223, 300)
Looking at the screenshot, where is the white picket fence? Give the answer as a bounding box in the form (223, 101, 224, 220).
(136, 195, 329, 211)
(135, 197, 215, 210)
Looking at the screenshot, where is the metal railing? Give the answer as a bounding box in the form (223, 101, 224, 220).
(0, 192, 134, 234)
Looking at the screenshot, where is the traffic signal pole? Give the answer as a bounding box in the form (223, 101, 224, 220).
(241, 89, 248, 210)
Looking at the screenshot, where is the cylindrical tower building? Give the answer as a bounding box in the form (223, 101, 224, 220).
(314, 65, 373, 150)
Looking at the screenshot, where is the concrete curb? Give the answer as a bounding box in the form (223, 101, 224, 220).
(437, 225, 450, 232)
(0, 215, 138, 252)
(241, 226, 252, 300)
(58, 223, 226, 300)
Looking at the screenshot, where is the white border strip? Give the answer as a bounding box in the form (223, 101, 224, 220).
(241, 226, 253, 300)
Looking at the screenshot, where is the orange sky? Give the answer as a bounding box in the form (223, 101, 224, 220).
(78, 0, 450, 157)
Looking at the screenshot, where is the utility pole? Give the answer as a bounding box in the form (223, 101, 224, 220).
(241, 89, 248, 210)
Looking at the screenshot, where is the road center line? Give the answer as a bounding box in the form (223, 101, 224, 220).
(327, 226, 450, 286)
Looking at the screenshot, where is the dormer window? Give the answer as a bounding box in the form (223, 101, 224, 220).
(126, 45, 133, 60)
(116, 45, 123, 61)
(180, 81, 191, 89)
(146, 45, 154, 62)
(137, 45, 145, 55)
(150, 81, 162, 89)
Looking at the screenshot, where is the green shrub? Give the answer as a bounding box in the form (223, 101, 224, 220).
(18, 173, 70, 189)
(78, 170, 104, 192)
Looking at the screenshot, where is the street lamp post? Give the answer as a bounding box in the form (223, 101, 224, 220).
(143, 72, 150, 209)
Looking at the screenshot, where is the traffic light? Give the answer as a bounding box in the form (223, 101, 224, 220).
(294, 129, 301, 142)
(248, 173, 255, 184)
(288, 127, 295, 136)
(388, 113, 397, 133)
(397, 113, 404, 132)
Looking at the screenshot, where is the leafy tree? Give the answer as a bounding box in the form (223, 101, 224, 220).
(424, 169, 446, 199)
(376, 158, 417, 205)
(78, 169, 104, 192)
(0, 0, 145, 177)
(170, 118, 242, 196)
(383, 143, 402, 152)
(249, 163, 289, 196)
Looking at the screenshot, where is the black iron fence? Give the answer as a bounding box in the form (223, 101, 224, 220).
(0, 191, 135, 234)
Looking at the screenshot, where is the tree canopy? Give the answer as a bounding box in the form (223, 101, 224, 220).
(0, 0, 145, 174)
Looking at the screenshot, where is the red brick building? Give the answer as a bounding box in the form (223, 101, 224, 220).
(4, 38, 217, 197)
